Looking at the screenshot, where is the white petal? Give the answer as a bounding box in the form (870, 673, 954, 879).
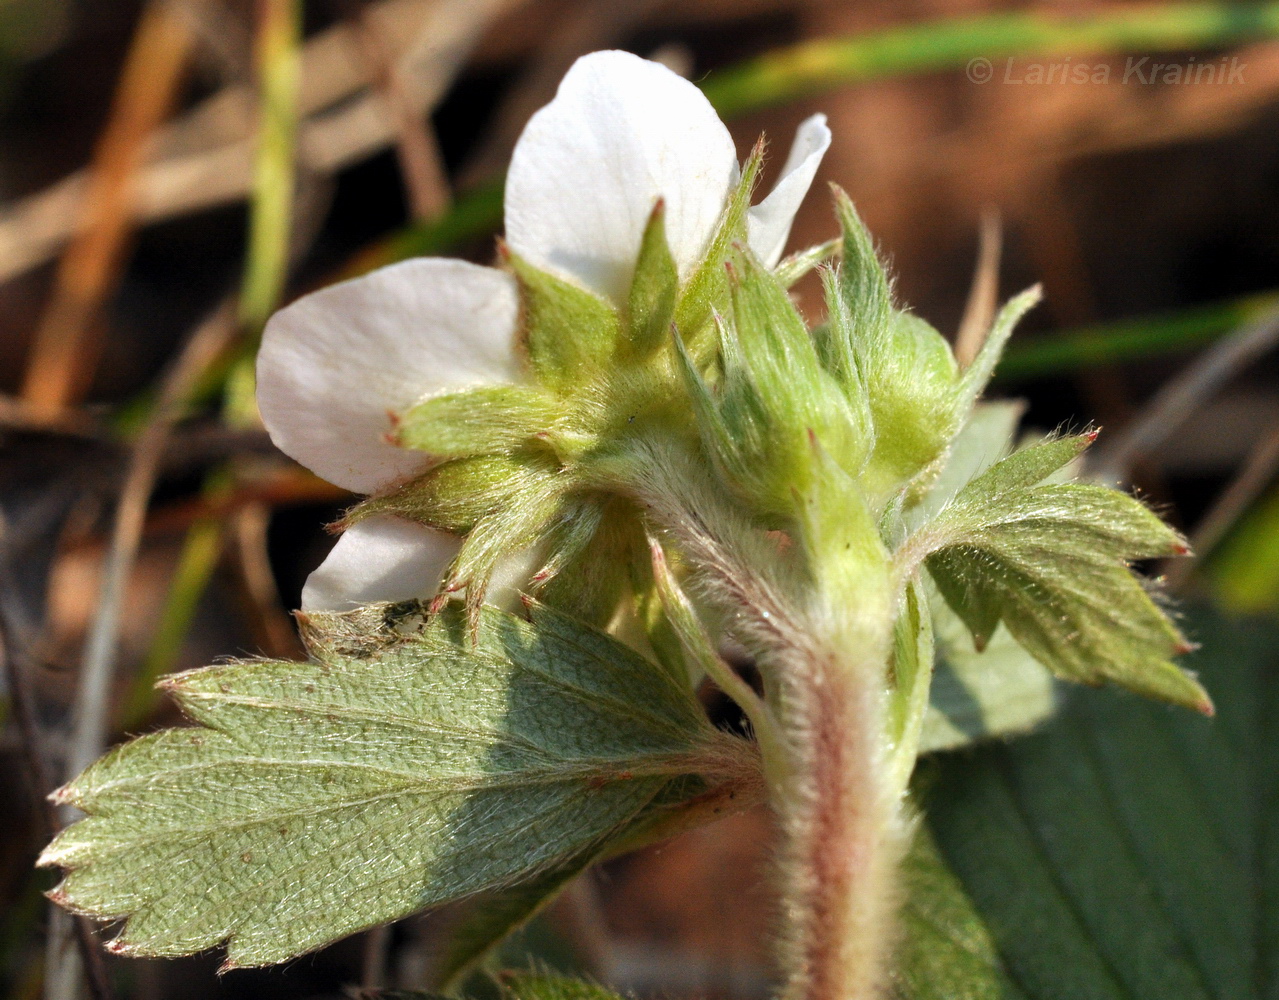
(505, 50, 739, 303)
(488, 546, 542, 612)
(301, 515, 458, 612)
(257, 259, 522, 494)
(747, 113, 832, 269)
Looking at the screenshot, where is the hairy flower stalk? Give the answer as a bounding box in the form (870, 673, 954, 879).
(616, 434, 908, 999)
(775, 619, 902, 1000)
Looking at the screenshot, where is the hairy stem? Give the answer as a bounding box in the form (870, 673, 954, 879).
(622, 436, 909, 999)
(772, 625, 907, 1000)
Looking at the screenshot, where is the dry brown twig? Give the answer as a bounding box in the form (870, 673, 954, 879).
(0, 0, 525, 285)
(343, 0, 452, 221)
(20, 1, 195, 418)
(163, 0, 252, 80)
(1090, 306, 1279, 485)
(64, 297, 240, 792)
(229, 501, 306, 660)
(953, 207, 1001, 367)
(1165, 422, 1279, 588)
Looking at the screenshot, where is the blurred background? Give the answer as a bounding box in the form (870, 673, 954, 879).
(2, 1, 1278, 998)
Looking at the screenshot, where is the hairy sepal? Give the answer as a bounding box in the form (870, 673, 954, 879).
(507, 247, 622, 389)
(677, 249, 868, 519)
(825, 190, 960, 504)
(626, 199, 679, 359)
(40, 601, 752, 968)
(350, 453, 564, 535)
(672, 140, 764, 353)
(395, 386, 563, 459)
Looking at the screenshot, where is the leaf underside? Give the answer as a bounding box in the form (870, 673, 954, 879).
(924, 436, 1209, 712)
(920, 580, 1058, 755)
(41, 601, 741, 968)
(911, 403, 1060, 752)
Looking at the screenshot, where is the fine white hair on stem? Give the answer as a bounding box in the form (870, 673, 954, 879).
(613, 432, 906, 999)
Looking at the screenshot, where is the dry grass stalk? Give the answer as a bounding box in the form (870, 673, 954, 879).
(20, 2, 195, 417)
(0, 0, 525, 285)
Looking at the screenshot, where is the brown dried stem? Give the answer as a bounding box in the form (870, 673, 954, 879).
(65, 298, 239, 787)
(21, 2, 194, 416)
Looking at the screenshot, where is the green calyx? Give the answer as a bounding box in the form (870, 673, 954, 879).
(351, 163, 769, 623)
(355, 171, 1204, 722)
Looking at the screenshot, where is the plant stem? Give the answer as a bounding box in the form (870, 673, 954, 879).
(769, 605, 905, 1000)
(625, 437, 909, 998)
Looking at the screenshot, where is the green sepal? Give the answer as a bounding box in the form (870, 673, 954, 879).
(351, 453, 563, 535)
(532, 497, 640, 628)
(444, 473, 570, 614)
(680, 248, 870, 517)
(39, 601, 746, 968)
(395, 386, 563, 459)
(827, 188, 968, 503)
(774, 237, 840, 288)
(861, 310, 961, 504)
(954, 284, 1043, 420)
(626, 199, 679, 359)
(506, 248, 621, 388)
(672, 140, 764, 351)
(827, 186, 892, 392)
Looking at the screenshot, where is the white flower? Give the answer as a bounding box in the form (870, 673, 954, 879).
(258, 49, 831, 612)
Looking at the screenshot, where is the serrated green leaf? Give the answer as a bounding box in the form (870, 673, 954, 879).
(433, 764, 765, 990)
(396, 387, 562, 459)
(507, 250, 621, 388)
(40, 602, 748, 968)
(626, 200, 678, 359)
(963, 431, 1095, 496)
(912, 437, 1207, 711)
(905, 400, 1024, 532)
(890, 402, 1061, 753)
(913, 604, 1275, 1000)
